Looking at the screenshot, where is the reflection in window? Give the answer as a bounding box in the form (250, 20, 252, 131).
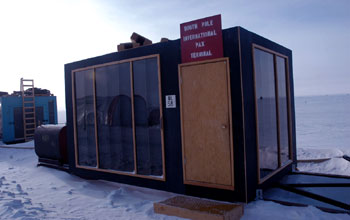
(276, 56, 290, 166)
(73, 55, 164, 178)
(133, 58, 163, 176)
(74, 69, 97, 167)
(95, 63, 134, 172)
(254, 47, 292, 181)
(254, 48, 279, 179)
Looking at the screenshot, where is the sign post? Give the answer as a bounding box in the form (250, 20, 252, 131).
(180, 15, 223, 63)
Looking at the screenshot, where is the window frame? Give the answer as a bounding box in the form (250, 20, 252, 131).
(71, 54, 166, 181)
(252, 44, 293, 184)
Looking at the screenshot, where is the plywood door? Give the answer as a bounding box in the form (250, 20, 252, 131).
(179, 58, 233, 190)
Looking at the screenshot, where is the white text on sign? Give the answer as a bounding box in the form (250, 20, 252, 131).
(195, 41, 205, 48)
(201, 20, 213, 27)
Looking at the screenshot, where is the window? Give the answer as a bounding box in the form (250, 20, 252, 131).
(253, 45, 292, 183)
(254, 49, 278, 178)
(72, 55, 165, 180)
(74, 69, 97, 167)
(95, 62, 134, 172)
(276, 56, 290, 166)
(133, 58, 163, 176)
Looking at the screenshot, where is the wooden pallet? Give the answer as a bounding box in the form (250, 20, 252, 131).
(154, 196, 244, 220)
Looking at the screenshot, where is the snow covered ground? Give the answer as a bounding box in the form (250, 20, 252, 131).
(0, 142, 182, 219)
(0, 141, 348, 219)
(297, 147, 350, 175)
(296, 95, 350, 176)
(0, 94, 349, 219)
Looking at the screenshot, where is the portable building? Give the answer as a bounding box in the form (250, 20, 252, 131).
(0, 95, 58, 143)
(64, 26, 296, 203)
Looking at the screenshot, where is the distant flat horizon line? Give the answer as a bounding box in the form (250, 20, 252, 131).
(295, 93, 350, 98)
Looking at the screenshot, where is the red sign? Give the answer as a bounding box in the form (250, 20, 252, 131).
(180, 14, 223, 63)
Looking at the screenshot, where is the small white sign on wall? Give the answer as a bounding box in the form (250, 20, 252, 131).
(165, 95, 176, 108)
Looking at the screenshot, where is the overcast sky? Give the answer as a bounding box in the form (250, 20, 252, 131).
(0, 0, 349, 110)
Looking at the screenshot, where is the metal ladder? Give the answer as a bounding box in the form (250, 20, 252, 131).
(21, 78, 36, 141)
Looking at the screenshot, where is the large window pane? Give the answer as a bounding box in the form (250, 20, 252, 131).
(277, 56, 290, 166)
(133, 58, 163, 176)
(95, 63, 134, 172)
(73, 55, 164, 179)
(74, 70, 97, 167)
(254, 48, 278, 179)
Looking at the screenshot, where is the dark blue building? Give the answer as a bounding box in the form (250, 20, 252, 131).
(65, 26, 296, 203)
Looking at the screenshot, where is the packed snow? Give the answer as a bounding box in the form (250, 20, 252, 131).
(297, 147, 350, 176)
(0, 143, 181, 219)
(0, 142, 349, 220)
(296, 95, 350, 176)
(0, 94, 349, 219)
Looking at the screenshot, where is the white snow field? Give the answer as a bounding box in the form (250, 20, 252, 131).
(0, 142, 182, 220)
(0, 94, 349, 219)
(1, 141, 349, 220)
(0, 142, 348, 220)
(296, 95, 350, 176)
